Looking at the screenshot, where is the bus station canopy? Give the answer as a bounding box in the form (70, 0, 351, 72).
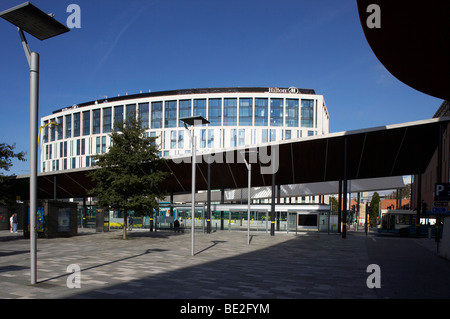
(12, 117, 450, 200)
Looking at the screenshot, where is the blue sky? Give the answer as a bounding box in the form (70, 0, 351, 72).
(0, 0, 443, 176)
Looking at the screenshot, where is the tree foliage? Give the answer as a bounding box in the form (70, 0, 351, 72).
(88, 115, 169, 237)
(0, 143, 26, 206)
(369, 192, 380, 226)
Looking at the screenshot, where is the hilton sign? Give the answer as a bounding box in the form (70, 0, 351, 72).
(268, 87, 300, 94)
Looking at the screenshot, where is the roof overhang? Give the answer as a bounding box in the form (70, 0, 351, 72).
(12, 117, 450, 200)
(357, 0, 450, 100)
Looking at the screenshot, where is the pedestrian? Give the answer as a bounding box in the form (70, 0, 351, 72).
(174, 219, 180, 232)
(9, 214, 13, 232)
(10, 213, 18, 233)
(128, 215, 133, 231)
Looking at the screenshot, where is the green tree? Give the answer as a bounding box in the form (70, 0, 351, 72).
(329, 197, 338, 212)
(369, 192, 380, 227)
(0, 143, 26, 206)
(88, 115, 169, 239)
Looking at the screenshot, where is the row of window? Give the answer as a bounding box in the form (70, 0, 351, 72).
(43, 98, 317, 143)
(42, 128, 317, 172)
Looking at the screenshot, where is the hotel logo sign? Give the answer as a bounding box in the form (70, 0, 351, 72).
(268, 87, 299, 94)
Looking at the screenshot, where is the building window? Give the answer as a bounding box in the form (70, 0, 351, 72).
(96, 137, 101, 154)
(93, 109, 101, 134)
(224, 98, 237, 126)
(114, 105, 124, 131)
(165, 100, 177, 128)
(60, 141, 67, 158)
(285, 99, 299, 127)
(194, 99, 207, 118)
(50, 119, 56, 141)
(262, 129, 268, 143)
(103, 107, 112, 133)
(270, 129, 276, 141)
(151, 102, 162, 129)
(73, 113, 80, 137)
(65, 115, 72, 139)
(200, 129, 207, 148)
(57, 117, 64, 140)
(43, 120, 49, 143)
(102, 136, 106, 153)
(179, 100, 192, 126)
(208, 129, 214, 148)
(270, 98, 283, 127)
(208, 98, 222, 126)
(238, 129, 245, 146)
(170, 130, 177, 149)
(255, 98, 268, 126)
(178, 130, 184, 149)
(230, 129, 237, 147)
(239, 98, 253, 126)
(301, 99, 314, 128)
(126, 104, 136, 124)
(285, 129, 291, 140)
(82, 111, 90, 136)
(139, 103, 149, 129)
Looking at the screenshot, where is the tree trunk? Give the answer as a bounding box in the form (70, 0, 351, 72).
(123, 211, 127, 240)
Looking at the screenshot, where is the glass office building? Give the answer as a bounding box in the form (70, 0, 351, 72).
(40, 87, 329, 173)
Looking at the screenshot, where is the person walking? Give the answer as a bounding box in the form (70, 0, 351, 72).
(10, 213, 18, 233)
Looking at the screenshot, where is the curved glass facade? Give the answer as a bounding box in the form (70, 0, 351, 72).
(40, 87, 329, 172)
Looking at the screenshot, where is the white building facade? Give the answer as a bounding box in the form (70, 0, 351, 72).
(40, 87, 329, 174)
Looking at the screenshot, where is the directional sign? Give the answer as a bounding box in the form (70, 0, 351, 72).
(434, 183, 450, 201)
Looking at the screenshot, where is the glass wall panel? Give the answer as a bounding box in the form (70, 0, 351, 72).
(43, 120, 49, 143)
(82, 111, 90, 136)
(270, 98, 283, 126)
(208, 129, 214, 148)
(114, 105, 124, 131)
(165, 100, 177, 128)
(73, 113, 80, 137)
(230, 129, 237, 146)
(239, 98, 253, 126)
(93, 109, 101, 134)
(301, 99, 314, 128)
(238, 129, 245, 146)
(65, 115, 72, 139)
(170, 130, 177, 149)
(255, 98, 268, 126)
(139, 103, 149, 129)
(103, 107, 112, 133)
(208, 98, 222, 126)
(56, 117, 63, 140)
(179, 99, 192, 126)
(224, 98, 237, 126)
(126, 104, 136, 123)
(285, 99, 299, 127)
(194, 99, 207, 118)
(178, 130, 184, 148)
(151, 102, 163, 129)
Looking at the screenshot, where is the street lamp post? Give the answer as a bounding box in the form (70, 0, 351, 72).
(240, 150, 258, 245)
(180, 116, 209, 256)
(0, 2, 69, 284)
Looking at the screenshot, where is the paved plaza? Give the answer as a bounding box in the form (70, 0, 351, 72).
(0, 228, 449, 300)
